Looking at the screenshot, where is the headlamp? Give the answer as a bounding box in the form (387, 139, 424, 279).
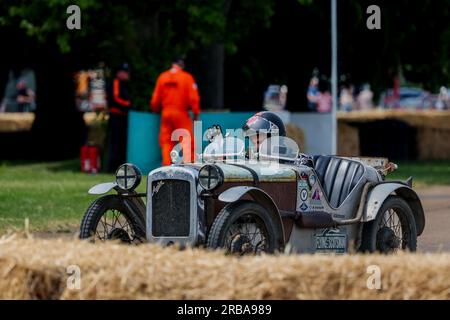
(198, 165, 223, 191)
(115, 163, 142, 190)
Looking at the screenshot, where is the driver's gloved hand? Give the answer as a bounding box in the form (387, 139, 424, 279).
(205, 125, 223, 142)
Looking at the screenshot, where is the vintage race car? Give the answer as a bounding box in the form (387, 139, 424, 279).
(80, 128, 425, 254)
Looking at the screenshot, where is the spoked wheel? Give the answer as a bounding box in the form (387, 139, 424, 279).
(98, 209, 135, 243)
(207, 200, 283, 255)
(80, 195, 145, 244)
(360, 195, 417, 253)
(376, 209, 407, 253)
(226, 215, 269, 254)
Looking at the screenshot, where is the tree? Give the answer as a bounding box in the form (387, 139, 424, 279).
(1, 0, 277, 107)
(1, 0, 448, 120)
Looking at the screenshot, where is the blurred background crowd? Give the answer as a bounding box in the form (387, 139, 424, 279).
(0, 0, 449, 164)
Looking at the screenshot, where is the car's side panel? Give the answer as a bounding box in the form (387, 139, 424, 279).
(215, 181, 297, 241)
(286, 163, 370, 253)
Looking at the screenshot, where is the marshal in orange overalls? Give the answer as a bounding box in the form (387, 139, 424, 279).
(150, 64, 200, 165)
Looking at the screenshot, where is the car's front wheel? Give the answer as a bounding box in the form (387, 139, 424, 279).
(79, 195, 145, 244)
(207, 200, 283, 254)
(360, 195, 417, 253)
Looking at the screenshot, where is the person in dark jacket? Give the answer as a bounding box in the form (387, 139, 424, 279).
(16, 79, 35, 112)
(107, 63, 131, 172)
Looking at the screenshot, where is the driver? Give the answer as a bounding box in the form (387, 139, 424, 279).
(242, 111, 313, 166)
(242, 111, 286, 159)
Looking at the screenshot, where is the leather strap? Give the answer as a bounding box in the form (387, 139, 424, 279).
(228, 163, 260, 187)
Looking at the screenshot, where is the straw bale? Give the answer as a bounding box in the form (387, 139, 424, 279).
(0, 237, 449, 300)
(338, 110, 450, 160)
(286, 124, 306, 152)
(338, 122, 360, 156)
(0, 113, 35, 132)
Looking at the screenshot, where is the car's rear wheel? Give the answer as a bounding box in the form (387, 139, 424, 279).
(207, 200, 283, 254)
(360, 195, 417, 253)
(79, 195, 145, 244)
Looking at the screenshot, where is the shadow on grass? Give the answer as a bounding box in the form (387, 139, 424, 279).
(0, 159, 80, 172)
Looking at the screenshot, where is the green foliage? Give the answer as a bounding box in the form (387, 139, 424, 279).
(388, 161, 450, 187)
(4, 0, 99, 51)
(342, 0, 450, 92)
(0, 0, 276, 109)
(1, 0, 448, 106)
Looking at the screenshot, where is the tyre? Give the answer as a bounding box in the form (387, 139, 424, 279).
(360, 195, 417, 253)
(79, 195, 146, 244)
(207, 200, 283, 254)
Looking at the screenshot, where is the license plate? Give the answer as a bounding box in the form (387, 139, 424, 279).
(315, 233, 347, 253)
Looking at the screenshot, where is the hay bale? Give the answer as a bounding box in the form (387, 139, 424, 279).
(0, 238, 449, 300)
(83, 112, 108, 147)
(285, 123, 305, 151)
(0, 113, 35, 132)
(417, 127, 450, 160)
(338, 110, 450, 130)
(338, 110, 450, 160)
(338, 122, 360, 156)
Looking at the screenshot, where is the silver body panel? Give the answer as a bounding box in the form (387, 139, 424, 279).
(88, 182, 117, 195)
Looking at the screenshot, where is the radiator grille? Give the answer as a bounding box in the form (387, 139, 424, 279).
(151, 179, 191, 237)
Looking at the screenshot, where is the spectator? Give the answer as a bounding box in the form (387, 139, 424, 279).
(339, 84, 354, 112)
(436, 86, 448, 110)
(0, 99, 6, 112)
(15, 79, 35, 112)
(306, 76, 319, 111)
(356, 83, 374, 110)
(106, 63, 132, 172)
(316, 80, 332, 113)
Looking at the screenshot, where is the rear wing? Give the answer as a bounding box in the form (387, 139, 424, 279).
(346, 157, 398, 176)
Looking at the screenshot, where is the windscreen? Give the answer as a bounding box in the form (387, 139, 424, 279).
(203, 136, 245, 158)
(258, 136, 300, 161)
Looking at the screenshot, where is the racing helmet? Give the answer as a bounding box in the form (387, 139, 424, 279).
(242, 111, 286, 137)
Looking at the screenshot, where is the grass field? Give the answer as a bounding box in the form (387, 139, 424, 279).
(0, 159, 449, 233)
(0, 160, 115, 233)
(388, 161, 450, 186)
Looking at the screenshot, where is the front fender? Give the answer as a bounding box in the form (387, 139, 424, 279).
(363, 183, 425, 236)
(218, 186, 286, 246)
(88, 182, 117, 195)
(122, 196, 146, 227)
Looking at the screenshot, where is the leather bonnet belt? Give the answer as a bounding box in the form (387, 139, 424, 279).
(228, 163, 260, 187)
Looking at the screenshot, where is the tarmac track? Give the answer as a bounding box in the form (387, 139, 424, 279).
(416, 186, 450, 252)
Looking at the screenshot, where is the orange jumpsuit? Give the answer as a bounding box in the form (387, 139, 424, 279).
(150, 65, 200, 165)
